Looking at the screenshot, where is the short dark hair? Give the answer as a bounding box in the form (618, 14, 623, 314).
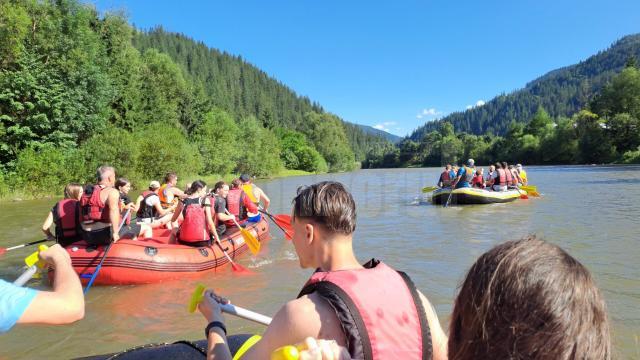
(164, 172, 177, 183)
(213, 181, 227, 193)
(449, 236, 610, 360)
(292, 181, 356, 235)
(115, 178, 129, 190)
(186, 180, 206, 195)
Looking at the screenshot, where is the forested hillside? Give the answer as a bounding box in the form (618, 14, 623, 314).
(0, 0, 391, 197)
(409, 34, 640, 139)
(384, 61, 640, 168)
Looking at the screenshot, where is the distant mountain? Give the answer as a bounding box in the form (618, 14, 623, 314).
(409, 34, 640, 140)
(354, 124, 403, 143)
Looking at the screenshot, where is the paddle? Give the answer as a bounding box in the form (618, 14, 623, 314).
(225, 210, 260, 255)
(520, 185, 540, 197)
(212, 234, 253, 274)
(259, 209, 293, 240)
(13, 245, 49, 286)
(0, 238, 52, 257)
(516, 188, 529, 199)
(188, 284, 272, 325)
(444, 186, 455, 207)
(83, 209, 130, 294)
(421, 186, 438, 193)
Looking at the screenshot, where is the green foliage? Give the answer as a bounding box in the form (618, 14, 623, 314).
(12, 144, 76, 194)
(0, 2, 30, 67)
(135, 126, 203, 180)
(235, 116, 283, 176)
(305, 113, 356, 172)
(79, 125, 141, 183)
(574, 110, 617, 163)
(621, 146, 640, 163)
(277, 129, 327, 173)
(193, 109, 240, 175)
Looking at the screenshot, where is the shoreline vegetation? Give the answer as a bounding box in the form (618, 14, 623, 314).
(0, 168, 315, 203)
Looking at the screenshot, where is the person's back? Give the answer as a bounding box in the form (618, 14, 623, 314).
(42, 183, 83, 247)
(198, 181, 448, 360)
(240, 174, 270, 212)
(448, 236, 610, 360)
(172, 180, 217, 247)
(491, 163, 507, 192)
(79, 166, 122, 244)
(517, 164, 528, 185)
(438, 165, 453, 187)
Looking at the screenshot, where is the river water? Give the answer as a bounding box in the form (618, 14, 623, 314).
(0, 166, 638, 359)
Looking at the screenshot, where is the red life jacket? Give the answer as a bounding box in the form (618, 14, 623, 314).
(504, 168, 513, 185)
(80, 185, 110, 223)
(298, 260, 431, 360)
(439, 170, 451, 186)
(53, 199, 81, 245)
(137, 191, 159, 219)
(496, 169, 507, 187)
(226, 188, 246, 223)
(178, 197, 209, 243)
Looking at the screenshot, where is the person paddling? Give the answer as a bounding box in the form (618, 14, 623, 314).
(437, 164, 454, 188)
(240, 174, 270, 218)
(0, 244, 84, 333)
(171, 180, 219, 247)
(471, 168, 485, 189)
(41, 183, 83, 247)
(451, 159, 476, 189)
(197, 181, 448, 360)
(488, 162, 507, 191)
(227, 179, 260, 223)
(135, 181, 175, 229)
(516, 163, 528, 185)
(158, 172, 187, 210)
(80, 166, 127, 244)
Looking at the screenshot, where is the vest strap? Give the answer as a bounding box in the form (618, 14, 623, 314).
(299, 281, 373, 360)
(397, 271, 432, 360)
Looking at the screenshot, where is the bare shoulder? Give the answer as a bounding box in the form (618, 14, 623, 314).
(243, 294, 345, 359)
(417, 290, 448, 360)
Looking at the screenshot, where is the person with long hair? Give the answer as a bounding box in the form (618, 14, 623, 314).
(448, 236, 610, 360)
(41, 183, 83, 246)
(171, 180, 219, 246)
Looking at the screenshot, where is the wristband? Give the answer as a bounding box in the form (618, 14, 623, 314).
(205, 321, 227, 337)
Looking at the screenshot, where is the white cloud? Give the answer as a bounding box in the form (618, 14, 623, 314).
(466, 100, 486, 110)
(416, 107, 442, 119)
(373, 121, 397, 132)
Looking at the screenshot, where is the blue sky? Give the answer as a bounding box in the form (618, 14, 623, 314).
(92, 0, 640, 136)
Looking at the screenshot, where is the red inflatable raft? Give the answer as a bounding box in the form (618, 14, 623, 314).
(59, 218, 270, 285)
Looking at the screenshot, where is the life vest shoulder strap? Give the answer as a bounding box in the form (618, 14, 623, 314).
(298, 281, 372, 360)
(396, 271, 432, 360)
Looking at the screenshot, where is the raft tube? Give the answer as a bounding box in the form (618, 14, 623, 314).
(431, 187, 523, 205)
(75, 334, 256, 360)
(57, 218, 270, 285)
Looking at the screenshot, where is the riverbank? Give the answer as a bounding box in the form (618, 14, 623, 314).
(0, 169, 315, 203)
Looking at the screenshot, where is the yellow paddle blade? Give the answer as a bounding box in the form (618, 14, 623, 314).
(188, 284, 206, 313)
(421, 186, 438, 193)
(241, 227, 260, 255)
(521, 185, 537, 192)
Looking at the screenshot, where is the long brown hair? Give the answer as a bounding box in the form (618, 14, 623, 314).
(64, 183, 83, 200)
(449, 236, 610, 360)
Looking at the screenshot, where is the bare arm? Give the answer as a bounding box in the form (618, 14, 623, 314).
(418, 291, 448, 360)
(107, 189, 121, 242)
(216, 211, 234, 222)
(257, 188, 270, 211)
(204, 199, 219, 242)
(171, 187, 187, 200)
(171, 201, 184, 223)
(41, 211, 55, 240)
(17, 245, 84, 325)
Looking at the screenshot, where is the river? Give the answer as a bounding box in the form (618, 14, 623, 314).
(0, 166, 638, 359)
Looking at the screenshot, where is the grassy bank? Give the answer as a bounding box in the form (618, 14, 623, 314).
(0, 169, 316, 203)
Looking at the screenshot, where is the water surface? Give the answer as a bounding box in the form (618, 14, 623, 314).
(0, 166, 638, 358)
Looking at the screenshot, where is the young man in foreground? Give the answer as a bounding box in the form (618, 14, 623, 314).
(198, 181, 448, 360)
